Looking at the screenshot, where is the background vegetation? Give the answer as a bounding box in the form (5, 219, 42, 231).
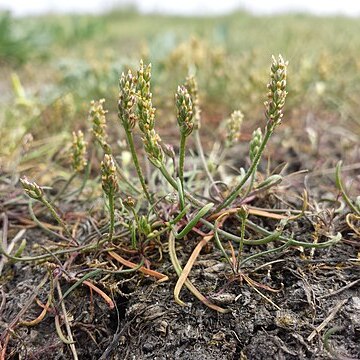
(1, 9, 360, 167)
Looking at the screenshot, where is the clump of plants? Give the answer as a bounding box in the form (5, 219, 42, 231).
(1, 54, 348, 357)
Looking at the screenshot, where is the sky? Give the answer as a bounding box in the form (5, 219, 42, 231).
(1, 0, 360, 17)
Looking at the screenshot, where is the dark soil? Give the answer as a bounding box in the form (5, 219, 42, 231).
(1, 224, 359, 360)
(1, 111, 359, 359)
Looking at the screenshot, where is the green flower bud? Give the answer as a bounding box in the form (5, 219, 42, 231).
(101, 154, 118, 196)
(20, 177, 43, 200)
(118, 70, 137, 130)
(225, 110, 244, 147)
(71, 130, 87, 173)
(249, 127, 263, 162)
(136, 60, 156, 132)
(265, 55, 288, 128)
(123, 196, 136, 208)
(185, 75, 201, 129)
(142, 129, 164, 168)
(89, 99, 111, 154)
(176, 85, 194, 137)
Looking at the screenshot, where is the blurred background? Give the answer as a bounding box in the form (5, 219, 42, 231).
(1, 0, 359, 173)
(2, 0, 360, 16)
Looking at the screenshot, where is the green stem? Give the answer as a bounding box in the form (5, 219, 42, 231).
(335, 161, 360, 215)
(323, 326, 347, 359)
(108, 190, 115, 243)
(169, 205, 191, 224)
(145, 204, 191, 240)
(159, 164, 206, 207)
(124, 129, 152, 204)
(214, 218, 235, 273)
(200, 218, 282, 246)
(245, 219, 342, 248)
(41, 197, 76, 244)
(176, 178, 185, 210)
(179, 133, 186, 191)
(172, 203, 213, 239)
(239, 241, 291, 268)
(160, 164, 178, 189)
(0, 236, 110, 262)
(29, 201, 69, 242)
(194, 129, 220, 195)
(243, 171, 256, 199)
(216, 127, 273, 212)
(236, 213, 246, 271)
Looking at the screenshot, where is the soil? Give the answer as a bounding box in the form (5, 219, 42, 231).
(0, 110, 359, 360)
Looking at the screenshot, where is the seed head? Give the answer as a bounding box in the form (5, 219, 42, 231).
(237, 205, 249, 220)
(101, 154, 118, 196)
(123, 196, 136, 208)
(185, 75, 201, 129)
(162, 143, 175, 160)
(176, 85, 194, 137)
(249, 127, 263, 162)
(71, 130, 87, 172)
(89, 99, 111, 154)
(142, 129, 165, 168)
(20, 177, 43, 200)
(264, 55, 288, 128)
(136, 60, 156, 133)
(118, 70, 137, 130)
(225, 110, 244, 147)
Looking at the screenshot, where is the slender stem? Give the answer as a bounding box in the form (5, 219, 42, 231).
(214, 216, 235, 273)
(216, 127, 273, 212)
(56, 282, 78, 358)
(29, 201, 69, 241)
(124, 130, 152, 204)
(41, 197, 77, 244)
(108, 190, 115, 243)
(179, 134, 186, 190)
(335, 161, 360, 215)
(59, 264, 144, 305)
(184, 191, 207, 207)
(245, 219, 341, 248)
(160, 164, 206, 207)
(145, 204, 191, 240)
(0, 235, 114, 262)
(236, 214, 246, 271)
(194, 129, 221, 196)
(239, 241, 291, 268)
(243, 171, 256, 199)
(172, 203, 213, 239)
(160, 164, 178, 189)
(176, 178, 185, 210)
(200, 218, 282, 246)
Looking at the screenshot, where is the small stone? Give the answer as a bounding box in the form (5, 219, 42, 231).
(212, 331, 225, 342)
(156, 320, 168, 336)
